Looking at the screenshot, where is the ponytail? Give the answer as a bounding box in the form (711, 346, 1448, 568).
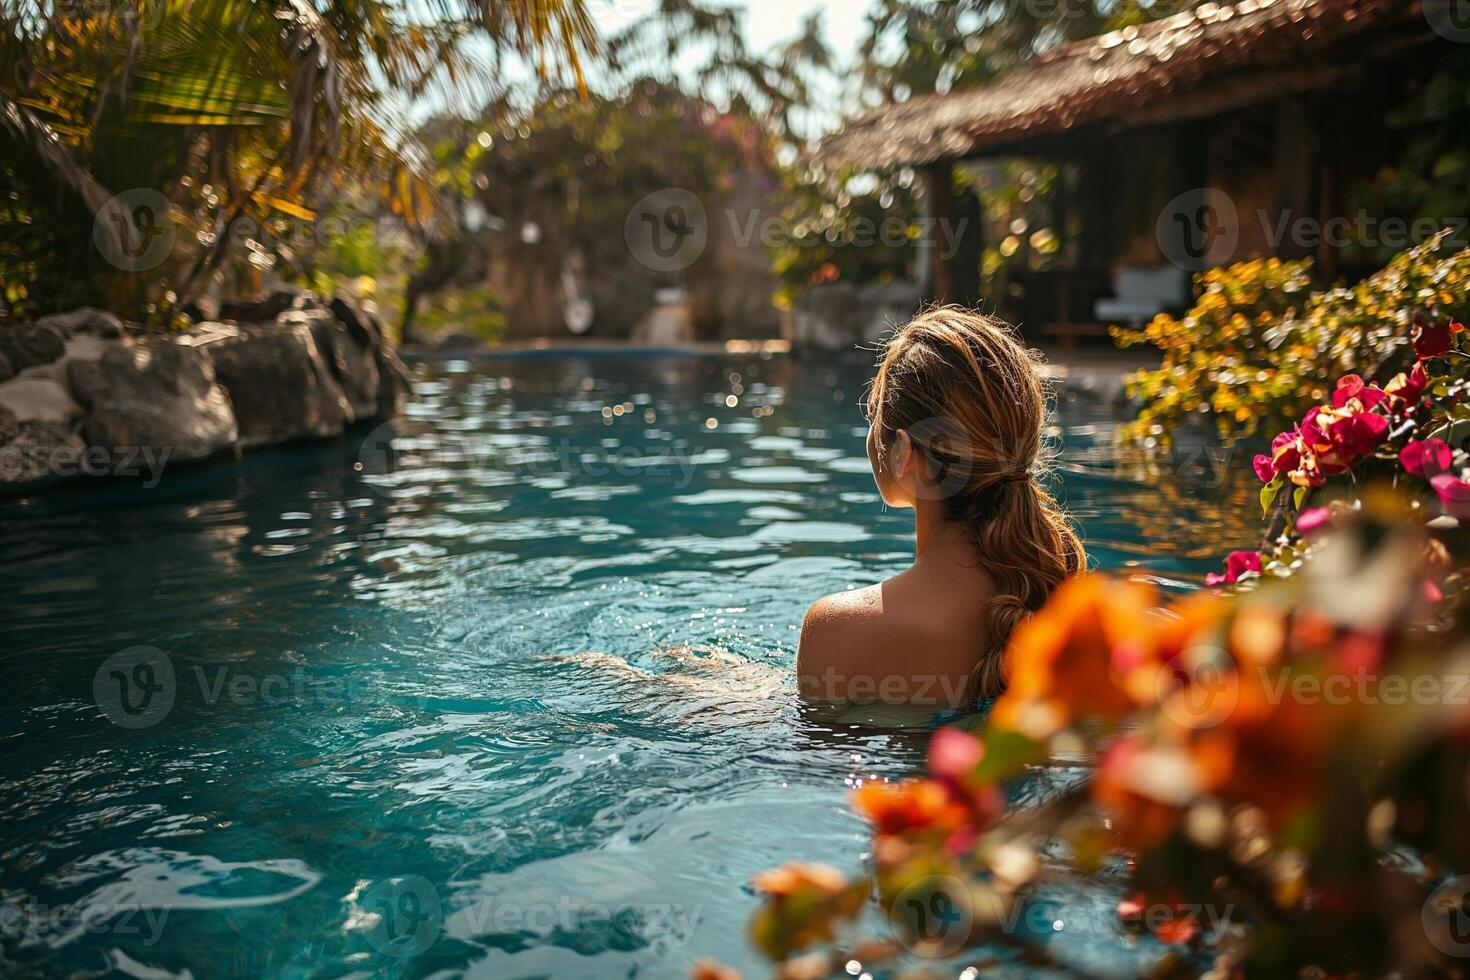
(866, 306, 1087, 701)
(964, 478, 1084, 699)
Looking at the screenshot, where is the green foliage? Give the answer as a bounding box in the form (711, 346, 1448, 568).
(0, 0, 596, 325)
(1349, 46, 1470, 265)
(767, 167, 924, 308)
(1114, 233, 1470, 445)
(400, 80, 781, 339)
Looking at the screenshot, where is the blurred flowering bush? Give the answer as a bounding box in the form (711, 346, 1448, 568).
(741, 495, 1470, 976)
(1197, 286, 1469, 592)
(736, 258, 1470, 978)
(1112, 234, 1470, 447)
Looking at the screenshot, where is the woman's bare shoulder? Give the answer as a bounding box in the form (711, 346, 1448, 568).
(802, 584, 885, 627)
(795, 571, 990, 705)
(796, 583, 937, 701)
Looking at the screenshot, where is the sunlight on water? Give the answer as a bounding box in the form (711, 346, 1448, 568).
(0, 353, 1257, 976)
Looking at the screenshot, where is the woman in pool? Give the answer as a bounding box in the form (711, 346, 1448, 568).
(798, 307, 1085, 707)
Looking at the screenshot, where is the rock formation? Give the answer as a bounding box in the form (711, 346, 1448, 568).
(0, 294, 409, 493)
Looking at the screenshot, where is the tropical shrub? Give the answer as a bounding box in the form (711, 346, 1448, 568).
(1198, 302, 1469, 591)
(1112, 234, 1470, 447)
(0, 0, 595, 325)
(741, 494, 1469, 977)
(1348, 46, 1470, 266)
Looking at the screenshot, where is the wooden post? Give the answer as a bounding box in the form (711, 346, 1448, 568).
(1275, 97, 1319, 262)
(927, 161, 955, 304)
(951, 184, 983, 308)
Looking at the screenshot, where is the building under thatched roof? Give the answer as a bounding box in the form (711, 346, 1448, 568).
(818, 0, 1452, 340)
(822, 0, 1418, 168)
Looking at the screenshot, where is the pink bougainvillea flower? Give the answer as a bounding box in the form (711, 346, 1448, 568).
(1324, 409, 1389, 460)
(1295, 506, 1332, 536)
(1256, 430, 1301, 483)
(927, 728, 983, 780)
(1385, 362, 1429, 407)
(1412, 319, 1455, 360)
(1299, 407, 1330, 450)
(1206, 550, 1262, 587)
(1331, 374, 1387, 412)
(1297, 409, 1350, 474)
(1400, 438, 1453, 479)
(1430, 474, 1470, 519)
(1287, 450, 1328, 488)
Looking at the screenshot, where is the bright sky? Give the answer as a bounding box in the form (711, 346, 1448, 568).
(719, 0, 870, 61)
(583, 0, 870, 61)
(414, 1, 877, 136)
(583, 0, 877, 136)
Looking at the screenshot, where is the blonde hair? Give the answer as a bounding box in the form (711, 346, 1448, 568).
(865, 306, 1086, 699)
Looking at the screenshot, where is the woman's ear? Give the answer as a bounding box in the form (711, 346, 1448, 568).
(891, 429, 916, 483)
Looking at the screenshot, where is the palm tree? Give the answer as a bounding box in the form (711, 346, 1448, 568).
(0, 0, 596, 322)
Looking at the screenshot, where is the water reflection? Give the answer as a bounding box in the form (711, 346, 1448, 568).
(0, 352, 1256, 976)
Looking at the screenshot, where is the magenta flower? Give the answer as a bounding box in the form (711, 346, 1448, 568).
(1386, 362, 1429, 407)
(1324, 410, 1389, 460)
(1295, 506, 1332, 536)
(1331, 375, 1387, 412)
(1400, 438, 1453, 479)
(1430, 474, 1470, 519)
(1206, 550, 1262, 587)
(1412, 319, 1455, 360)
(1254, 431, 1301, 483)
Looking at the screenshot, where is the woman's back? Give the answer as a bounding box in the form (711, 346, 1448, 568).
(798, 528, 996, 706)
(796, 307, 1084, 707)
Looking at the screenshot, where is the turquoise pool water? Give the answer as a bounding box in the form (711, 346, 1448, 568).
(0, 353, 1257, 977)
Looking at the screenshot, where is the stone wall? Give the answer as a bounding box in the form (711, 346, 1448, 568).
(0, 293, 410, 493)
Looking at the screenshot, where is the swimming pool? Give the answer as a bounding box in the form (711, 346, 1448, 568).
(0, 352, 1258, 977)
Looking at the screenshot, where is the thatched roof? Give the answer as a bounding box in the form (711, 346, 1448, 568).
(819, 0, 1421, 169)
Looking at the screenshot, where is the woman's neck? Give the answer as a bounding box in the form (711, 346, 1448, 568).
(913, 499, 973, 566)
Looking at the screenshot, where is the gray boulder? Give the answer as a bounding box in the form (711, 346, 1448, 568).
(331, 295, 410, 418)
(302, 311, 380, 422)
(329, 295, 375, 347)
(209, 320, 352, 447)
(34, 308, 128, 339)
(218, 288, 317, 324)
(66, 334, 237, 462)
(0, 324, 65, 373)
(0, 374, 82, 426)
(0, 421, 85, 488)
